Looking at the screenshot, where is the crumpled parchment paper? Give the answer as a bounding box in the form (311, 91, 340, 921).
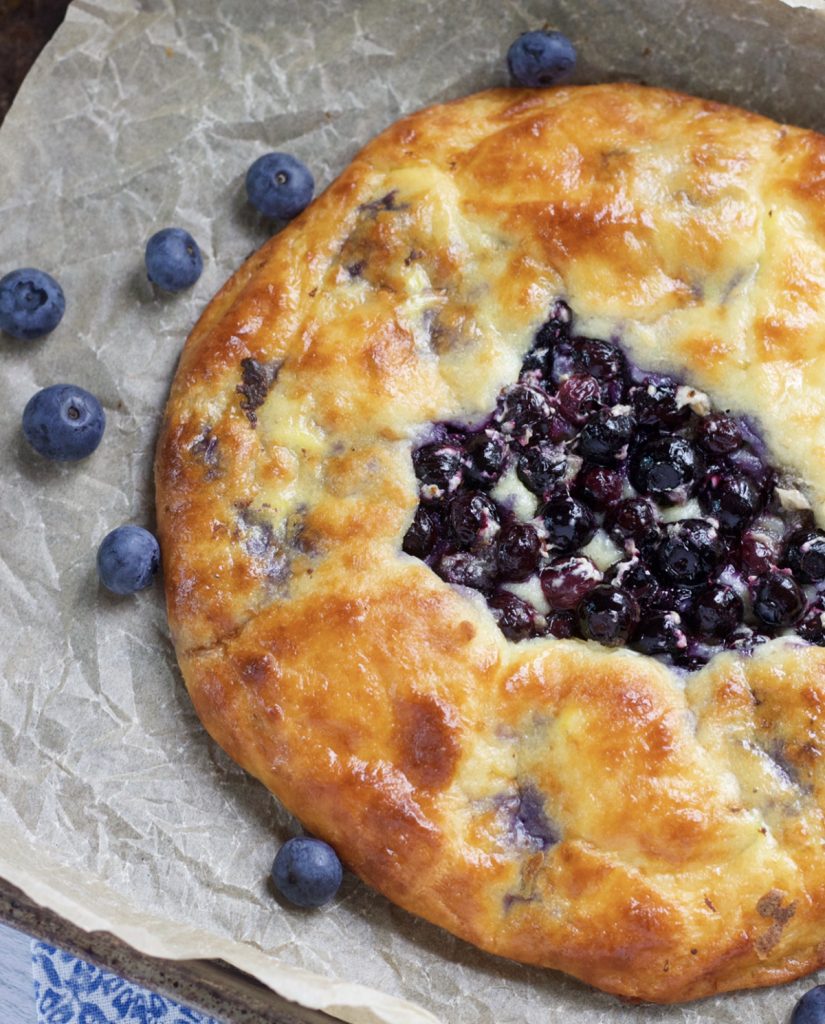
(2, 1, 825, 1022)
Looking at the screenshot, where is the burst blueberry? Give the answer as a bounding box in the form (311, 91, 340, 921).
(506, 30, 576, 88)
(97, 526, 160, 595)
(246, 152, 315, 220)
(697, 412, 742, 455)
(144, 228, 203, 292)
(496, 382, 553, 436)
(0, 268, 65, 340)
(516, 441, 566, 495)
(272, 836, 342, 908)
(22, 384, 105, 461)
(540, 555, 601, 610)
(449, 491, 500, 547)
(556, 374, 601, 424)
(489, 591, 535, 641)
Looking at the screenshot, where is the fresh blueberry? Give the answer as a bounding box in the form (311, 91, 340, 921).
(575, 465, 624, 509)
(540, 493, 596, 553)
(540, 555, 602, 610)
(402, 506, 440, 559)
(246, 152, 315, 220)
(0, 268, 65, 340)
(449, 491, 500, 548)
(691, 584, 743, 640)
(790, 984, 825, 1024)
(464, 430, 507, 485)
(632, 611, 687, 658)
(496, 522, 541, 581)
(629, 436, 701, 504)
(578, 585, 639, 647)
(697, 412, 742, 456)
(577, 410, 634, 465)
(145, 228, 203, 292)
(97, 526, 160, 595)
(490, 591, 535, 641)
(751, 569, 805, 629)
(784, 529, 825, 583)
(412, 443, 463, 492)
(654, 519, 722, 587)
(516, 440, 566, 495)
(698, 471, 764, 534)
(22, 384, 105, 461)
(506, 30, 576, 88)
(272, 836, 342, 908)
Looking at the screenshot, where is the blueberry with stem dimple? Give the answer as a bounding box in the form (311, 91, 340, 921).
(506, 30, 576, 88)
(145, 228, 203, 292)
(654, 519, 722, 587)
(751, 569, 805, 629)
(629, 436, 702, 504)
(246, 152, 315, 220)
(97, 526, 160, 595)
(0, 268, 65, 340)
(22, 384, 105, 461)
(272, 836, 342, 908)
(578, 585, 640, 647)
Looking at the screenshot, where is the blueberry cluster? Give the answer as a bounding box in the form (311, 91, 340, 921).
(404, 303, 825, 669)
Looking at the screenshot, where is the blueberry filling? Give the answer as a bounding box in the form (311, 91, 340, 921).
(404, 301, 825, 668)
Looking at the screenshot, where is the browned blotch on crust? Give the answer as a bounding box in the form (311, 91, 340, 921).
(754, 889, 797, 956)
(237, 358, 282, 425)
(394, 695, 460, 790)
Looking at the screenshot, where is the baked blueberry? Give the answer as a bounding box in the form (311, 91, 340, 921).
(609, 559, 660, 604)
(799, 603, 825, 646)
(540, 555, 602, 610)
(697, 412, 742, 455)
(604, 498, 660, 548)
(790, 984, 825, 1024)
(556, 374, 601, 425)
(784, 529, 825, 583)
(272, 836, 342, 908)
(402, 506, 440, 559)
(516, 441, 566, 495)
(540, 494, 596, 553)
(575, 465, 624, 509)
(464, 430, 507, 485)
(725, 625, 769, 652)
(698, 472, 764, 534)
(97, 526, 160, 595)
(0, 268, 65, 340)
(751, 569, 805, 629)
(246, 152, 315, 220)
(449, 491, 500, 547)
(496, 522, 541, 581)
(577, 410, 634, 465)
(574, 338, 625, 381)
(22, 384, 105, 461)
(629, 377, 689, 429)
(691, 585, 743, 640)
(496, 383, 553, 437)
(629, 436, 701, 503)
(740, 530, 778, 577)
(543, 610, 577, 639)
(633, 611, 687, 658)
(413, 443, 463, 492)
(578, 585, 640, 647)
(490, 591, 535, 640)
(435, 550, 497, 592)
(145, 228, 203, 292)
(506, 30, 576, 88)
(654, 519, 722, 586)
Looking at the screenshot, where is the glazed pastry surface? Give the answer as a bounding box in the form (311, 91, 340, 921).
(155, 84, 825, 1002)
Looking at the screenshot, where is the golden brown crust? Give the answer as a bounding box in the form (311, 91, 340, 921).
(156, 84, 825, 1002)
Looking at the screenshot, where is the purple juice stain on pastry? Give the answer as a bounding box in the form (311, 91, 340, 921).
(403, 301, 825, 669)
(500, 784, 560, 852)
(237, 357, 282, 425)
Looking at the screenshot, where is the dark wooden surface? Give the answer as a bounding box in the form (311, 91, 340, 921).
(0, 0, 72, 124)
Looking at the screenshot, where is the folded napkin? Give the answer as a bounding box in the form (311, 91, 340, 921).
(31, 940, 220, 1024)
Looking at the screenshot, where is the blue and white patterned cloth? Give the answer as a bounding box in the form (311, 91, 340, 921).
(31, 941, 221, 1024)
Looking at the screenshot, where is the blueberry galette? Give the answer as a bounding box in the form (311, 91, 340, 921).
(156, 84, 825, 1002)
